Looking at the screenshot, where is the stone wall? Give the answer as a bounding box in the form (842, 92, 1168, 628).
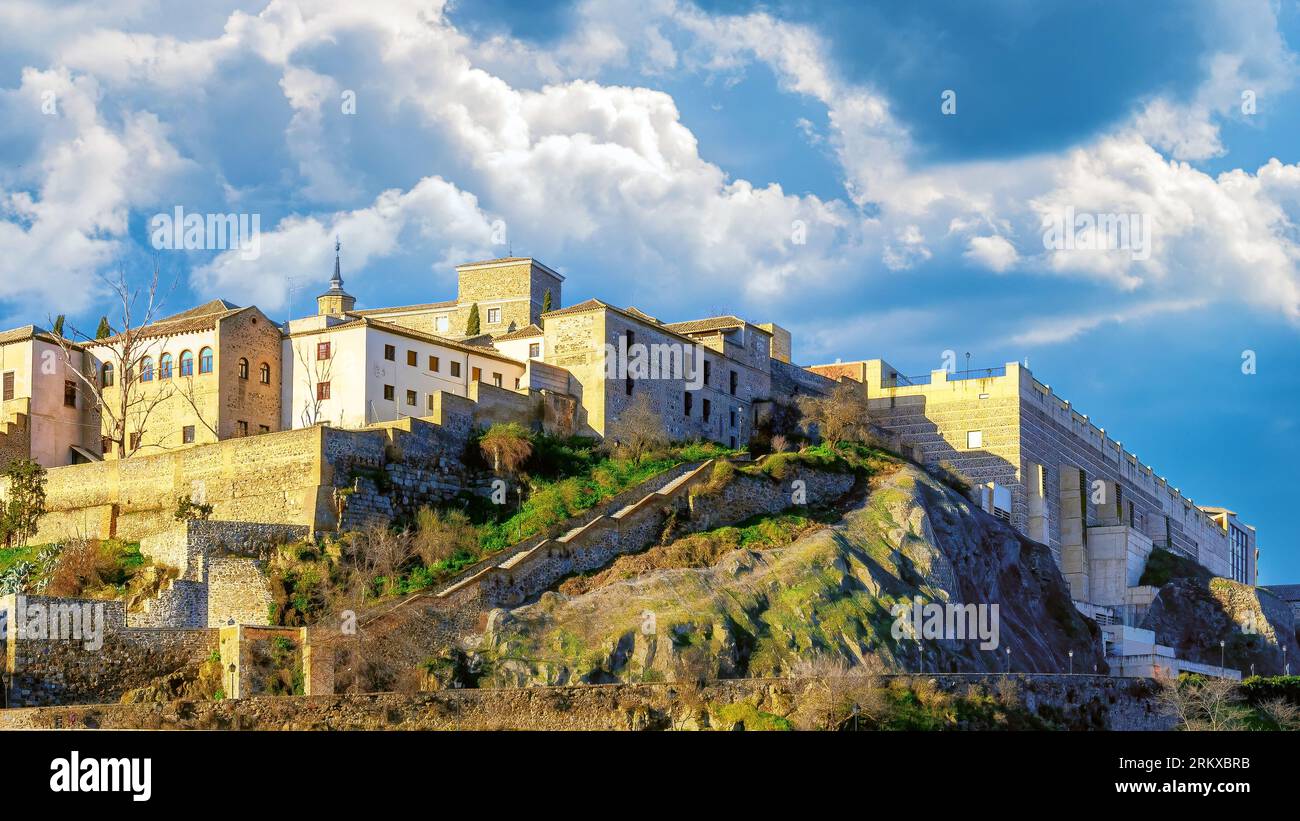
(208, 558, 275, 628)
(0, 675, 1173, 731)
(1, 594, 216, 706)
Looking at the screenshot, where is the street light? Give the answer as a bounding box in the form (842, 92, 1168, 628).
(1005, 647, 1012, 673)
(1068, 650, 1074, 675)
(228, 663, 237, 700)
(1220, 640, 1226, 671)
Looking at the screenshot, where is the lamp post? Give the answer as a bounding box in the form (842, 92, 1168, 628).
(1068, 650, 1074, 676)
(228, 663, 237, 700)
(1220, 640, 1226, 672)
(1005, 647, 1012, 673)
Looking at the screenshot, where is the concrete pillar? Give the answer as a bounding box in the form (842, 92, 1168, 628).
(1059, 464, 1088, 601)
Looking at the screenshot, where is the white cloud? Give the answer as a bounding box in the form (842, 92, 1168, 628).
(964, 235, 1018, 272)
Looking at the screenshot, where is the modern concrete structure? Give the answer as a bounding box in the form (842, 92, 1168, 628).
(806, 359, 1259, 625)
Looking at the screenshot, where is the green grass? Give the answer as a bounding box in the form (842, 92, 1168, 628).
(0, 544, 40, 574)
(1139, 547, 1214, 587)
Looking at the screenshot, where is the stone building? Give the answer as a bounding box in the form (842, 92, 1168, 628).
(538, 300, 777, 444)
(86, 300, 283, 458)
(349, 257, 563, 339)
(805, 358, 1258, 613)
(0, 325, 102, 469)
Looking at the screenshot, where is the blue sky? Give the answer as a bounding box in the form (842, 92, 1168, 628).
(1, 0, 1298, 581)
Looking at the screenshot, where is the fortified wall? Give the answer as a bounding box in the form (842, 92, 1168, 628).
(0, 384, 574, 545)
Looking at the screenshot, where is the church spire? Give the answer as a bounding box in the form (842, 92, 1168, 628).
(317, 235, 356, 316)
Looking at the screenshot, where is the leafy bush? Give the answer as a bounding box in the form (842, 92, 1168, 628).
(1139, 548, 1215, 587)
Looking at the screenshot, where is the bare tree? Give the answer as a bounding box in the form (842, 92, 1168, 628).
(293, 337, 336, 427)
(1154, 673, 1252, 731)
(788, 655, 889, 731)
(52, 264, 178, 458)
(605, 393, 669, 464)
(797, 383, 874, 445)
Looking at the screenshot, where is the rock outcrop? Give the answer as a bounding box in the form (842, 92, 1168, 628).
(481, 464, 1105, 686)
(1141, 577, 1299, 675)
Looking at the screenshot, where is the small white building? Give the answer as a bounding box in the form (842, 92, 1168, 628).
(281, 251, 529, 430)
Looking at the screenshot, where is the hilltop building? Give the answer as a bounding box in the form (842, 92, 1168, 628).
(805, 359, 1258, 612)
(0, 326, 100, 468)
(86, 300, 283, 458)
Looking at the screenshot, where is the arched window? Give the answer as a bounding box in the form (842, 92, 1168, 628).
(159, 353, 173, 379)
(141, 357, 154, 382)
(199, 347, 214, 374)
(259, 362, 271, 384)
(238, 357, 249, 380)
(179, 350, 194, 377)
(101, 362, 115, 387)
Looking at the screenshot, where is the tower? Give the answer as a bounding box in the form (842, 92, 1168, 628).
(317, 238, 356, 316)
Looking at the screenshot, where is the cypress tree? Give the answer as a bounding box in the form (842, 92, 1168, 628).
(95, 316, 112, 339)
(542, 289, 552, 314)
(466, 303, 481, 336)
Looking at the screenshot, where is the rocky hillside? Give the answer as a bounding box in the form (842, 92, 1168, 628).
(480, 463, 1105, 686)
(1141, 575, 1299, 675)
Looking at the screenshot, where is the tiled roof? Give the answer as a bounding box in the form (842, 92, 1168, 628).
(0, 325, 41, 346)
(494, 323, 543, 341)
(663, 315, 769, 335)
(90, 303, 249, 346)
(1263, 585, 1300, 601)
(540, 298, 610, 318)
(351, 300, 456, 316)
(286, 315, 524, 366)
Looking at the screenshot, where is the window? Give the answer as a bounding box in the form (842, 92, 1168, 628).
(101, 363, 115, 387)
(492, 373, 502, 387)
(729, 370, 738, 396)
(406, 389, 417, 406)
(179, 350, 194, 377)
(238, 357, 249, 379)
(199, 347, 213, 374)
(182, 426, 195, 444)
(529, 343, 540, 358)
(450, 361, 462, 378)
(384, 344, 396, 361)
(317, 342, 331, 361)
(407, 350, 417, 366)
(436, 315, 449, 333)
(992, 484, 1012, 522)
(129, 432, 141, 451)
(429, 355, 440, 372)
(703, 360, 711, 386)
(966, 430, 983, 449)
(317, 381, 330, 401)
(729, 408, 736, 429)
(237, 420, 248, 437)
(384, 384, 395, 401)
(258, 424, 270, 434)
(702, 398, 711, 422)
(625, 331, 634, 396)
(101, 437, 110, 455)
(730, 436, 737, 449)
(514, 377, 520, 389)
(140, 357, 154, 382)
(64, 380, 76, 407)
(159, 353, 173, 379)
(2, 371, 12, 401)
(471, 367, 482, 382)
(684, 392, 692, 417)
(259, 362, 271, 384)
(427, 395, 436, 411)
(487, 308, 500, 324)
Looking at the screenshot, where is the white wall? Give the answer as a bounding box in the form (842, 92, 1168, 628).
(283, 324, 527, 429)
